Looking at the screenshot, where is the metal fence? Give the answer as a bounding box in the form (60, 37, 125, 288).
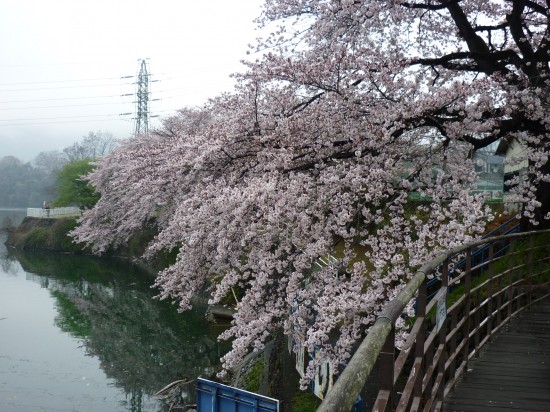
(318, 229, 550, 412)
(27, 207, 82, 218)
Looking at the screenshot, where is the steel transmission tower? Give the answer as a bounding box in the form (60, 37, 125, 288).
(134, 59, 150, 136)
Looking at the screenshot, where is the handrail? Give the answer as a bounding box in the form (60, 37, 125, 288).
(318, 229, 550, 412)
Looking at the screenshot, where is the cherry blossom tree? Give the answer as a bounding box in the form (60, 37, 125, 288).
(72, 0, 550, 386)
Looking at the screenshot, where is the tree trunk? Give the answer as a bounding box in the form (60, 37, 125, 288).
(520, 161, 550, 231)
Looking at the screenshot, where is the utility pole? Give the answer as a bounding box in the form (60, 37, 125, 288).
(134, 59, 150, 136)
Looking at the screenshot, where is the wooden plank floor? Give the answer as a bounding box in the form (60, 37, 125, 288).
(443, 297, 550, 412)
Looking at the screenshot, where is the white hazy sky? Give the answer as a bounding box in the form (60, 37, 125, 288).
(0, 0, 263, 161)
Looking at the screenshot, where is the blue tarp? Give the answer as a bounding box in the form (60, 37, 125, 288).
(196, 378, 279, 412)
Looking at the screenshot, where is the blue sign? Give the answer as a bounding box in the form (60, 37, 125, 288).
(196, 378, 279, 412)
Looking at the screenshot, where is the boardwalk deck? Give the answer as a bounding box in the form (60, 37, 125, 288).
(443, 297, 550, 412)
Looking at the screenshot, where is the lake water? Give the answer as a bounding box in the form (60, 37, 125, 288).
(0, 209, 229, 411)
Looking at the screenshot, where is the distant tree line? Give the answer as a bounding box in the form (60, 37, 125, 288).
(0, 131, 117, 208)
(0, 156, 55, 207)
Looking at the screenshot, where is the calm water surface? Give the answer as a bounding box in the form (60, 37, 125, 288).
(0, 209, 229, 411)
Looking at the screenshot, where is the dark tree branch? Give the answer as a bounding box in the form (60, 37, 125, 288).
(534, 25, 550, 63)
(287, 92, 324, 115)
(525, 0, 548, 15)
(409, 49, 524, 78)
(507, 2, 536, 60)
(444, 1, 509, 75)
(400, 1, 447, 10)
(411, 49, 522, 73)
(410, 51, 472, 65)
(474, 22, 509, 32)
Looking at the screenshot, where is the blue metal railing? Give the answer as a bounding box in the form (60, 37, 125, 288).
(426, 216, 520, 300)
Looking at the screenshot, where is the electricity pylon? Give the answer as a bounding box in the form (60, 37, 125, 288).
(134, 59, 150, 136)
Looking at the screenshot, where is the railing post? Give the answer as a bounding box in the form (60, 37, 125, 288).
(414, 280, 427, 403)
(447, 308, 458, 391)
(436, 258, 449, 405)
(527, 235, 534, 307)
(378, 326, 396, 411)
(448, 254, 459, 386)
(495, 241, 503, 327)
(461, 248, 472, 369)
(507, 241, 515, 319)
(487, 243, 494, 340)
(473, 286, 481, 357)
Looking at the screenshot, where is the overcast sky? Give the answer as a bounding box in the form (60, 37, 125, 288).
(0, 0, 263, 161)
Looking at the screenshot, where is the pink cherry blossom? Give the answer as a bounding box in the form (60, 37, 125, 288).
(72, 0, 550, 386)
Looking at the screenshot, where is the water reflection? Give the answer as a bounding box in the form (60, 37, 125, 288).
(0, 209, 25, 275)
(1, 242, 229, 411)
(0, 249, 19, 275)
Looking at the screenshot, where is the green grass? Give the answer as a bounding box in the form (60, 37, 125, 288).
(290, 391, 322, 412)
(242, 358, 265, 393)
(24, 227, 50, 249)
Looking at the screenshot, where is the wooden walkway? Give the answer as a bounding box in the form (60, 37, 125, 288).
(444, 297, 550, 412)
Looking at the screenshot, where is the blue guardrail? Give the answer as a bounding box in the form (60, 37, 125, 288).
(196, 378, 279, 412)
(426, 216, 520, 301)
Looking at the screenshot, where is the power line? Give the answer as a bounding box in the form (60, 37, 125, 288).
(0, 101, 132, 111)
(0, 73, 187, 88)
(0, 60, 126, 68)
(0, 73, 178, 92)
(0, 94, 131, 104)
(0, 82, 134, 93)
(0, 113, 129, 122)
(0, 117, 132, 127)
(0, 108, 189, 127)
(0, 75, 134, 86)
